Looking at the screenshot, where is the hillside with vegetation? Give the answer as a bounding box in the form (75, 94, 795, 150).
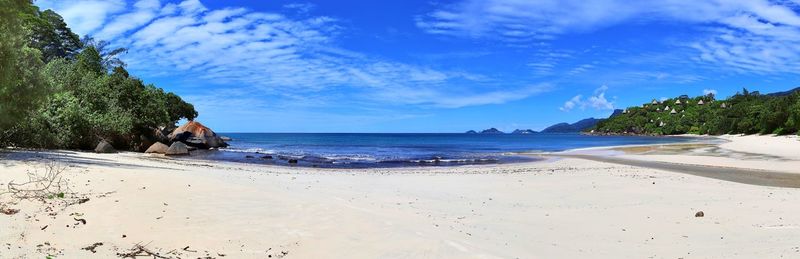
(593, 89, 800, 135)
(0, 0, 197, 151)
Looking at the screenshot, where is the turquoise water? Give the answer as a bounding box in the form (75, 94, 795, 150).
(188, 133, 696, 168)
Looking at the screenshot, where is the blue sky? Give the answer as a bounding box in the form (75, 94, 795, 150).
(36, 0, 800, 132)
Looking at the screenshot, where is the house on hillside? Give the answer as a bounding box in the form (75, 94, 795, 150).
(698, 100, 704, 105)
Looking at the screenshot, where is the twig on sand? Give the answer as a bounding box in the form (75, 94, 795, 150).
(82, 242, 104, 253)
(3, 161, 72, 200)
(116, 242, 170, 259)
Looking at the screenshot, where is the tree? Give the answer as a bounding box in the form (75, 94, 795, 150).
(22, 8, 83, 62)
(0, 0, 47, 133)
(81, 36, 128, 71)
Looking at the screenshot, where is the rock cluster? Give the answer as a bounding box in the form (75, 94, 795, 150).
(168, 121, 228, 149)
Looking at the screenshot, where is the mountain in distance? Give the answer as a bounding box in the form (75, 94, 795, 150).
(465, 130, 478, 134)
(766, 87, 800, 97)
(541, 118, 604, 133)
(511, 129, 537, 134)
(480, 128, 504, 134)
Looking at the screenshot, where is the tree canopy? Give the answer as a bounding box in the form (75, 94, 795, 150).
(593, 89, 800, 136)
(0, 0, 198, 151)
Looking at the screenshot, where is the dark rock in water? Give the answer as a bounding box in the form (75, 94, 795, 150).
(261, 155, 273, 159)
(511, 129, 537, 134)
(245, 155, 254, 159)
(695, 211, 704, 217)
(165, 142, 190, 156)
(94, 140, 116, 153)
(168, 121, 229, 149)
(465, 130, 478, 134)
(144, 142, 169, 154)
(288, 159, 298, 164)
(480, 128, 504, 134)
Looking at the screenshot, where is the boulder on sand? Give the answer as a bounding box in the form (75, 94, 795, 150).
(168, 121, 228, 149)
(145, 142, 169, 154)
(165, 142, 190, 156)
(94, 140, 116, 153)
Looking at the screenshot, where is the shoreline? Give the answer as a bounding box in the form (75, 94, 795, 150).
(1, 134, 799, 258)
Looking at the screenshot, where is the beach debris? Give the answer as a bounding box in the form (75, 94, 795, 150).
(1, 207, 20, 215)
(145, 142, 169, 154)
(95, 140, 117, 153)
(7, 162, 71, 201)
(116, 243, 169, 258)
(695, 211, 704, 217)
(74, 217, 87, 225)
(82, 242, 104, 253)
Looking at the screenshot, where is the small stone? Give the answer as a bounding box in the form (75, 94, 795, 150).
(695, 211, 704, 217)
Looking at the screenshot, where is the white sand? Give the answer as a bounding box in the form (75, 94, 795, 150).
(1, 135, 800, 258)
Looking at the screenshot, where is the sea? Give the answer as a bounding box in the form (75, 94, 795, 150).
(183, 133, 698, 168)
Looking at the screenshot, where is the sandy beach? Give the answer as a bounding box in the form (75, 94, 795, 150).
(2, 135, 800, 258)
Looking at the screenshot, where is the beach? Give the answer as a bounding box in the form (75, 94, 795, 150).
(2, 135, 800, 258)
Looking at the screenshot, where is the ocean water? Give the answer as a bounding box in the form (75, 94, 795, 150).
(184, 133, 697, 168)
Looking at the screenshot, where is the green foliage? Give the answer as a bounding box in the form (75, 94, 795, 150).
(0, 2, 198, 151)
(594, 89, 800, 136)
(0, 0, 48, 132)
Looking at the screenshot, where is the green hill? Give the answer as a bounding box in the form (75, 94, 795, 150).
(593, 88, 800, 135)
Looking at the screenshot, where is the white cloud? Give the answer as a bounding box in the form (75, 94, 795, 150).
(560, 95, 582, 111)
(95, 0, 162, 40)
(560, 85, 614, 111)
(40, 0, 539, 109)
(418, 0, 800, 75)
(703, 89, 718, 96)
(35, 0, 126, 35)
(588, 85, 614, 110)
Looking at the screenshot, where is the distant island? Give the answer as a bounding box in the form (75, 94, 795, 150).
(593, 88, 800, 135)
(465, 113, 618, 134)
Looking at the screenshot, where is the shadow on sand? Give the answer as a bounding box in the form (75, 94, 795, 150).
(0, 149, 177, 171)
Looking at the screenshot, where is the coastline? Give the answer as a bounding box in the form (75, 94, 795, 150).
(1, 134, 799, 258)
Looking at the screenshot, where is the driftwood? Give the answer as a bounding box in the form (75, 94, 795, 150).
(3, 162, 71, 200)
(116, 243, 170, 258)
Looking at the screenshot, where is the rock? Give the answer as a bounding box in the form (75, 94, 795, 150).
(465, 130, 478, 134)
(245, 155, 254, 159)
(168, 121, 228, 149)
(94, 140, 116, 153)
(695, 211, 704, 217)
(165, 142, 190, 156)
(288, 159, 298, 164)
(220, 136, 232, 141)
(144, 142, 169, 154)
(261, 155, 273, 159)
